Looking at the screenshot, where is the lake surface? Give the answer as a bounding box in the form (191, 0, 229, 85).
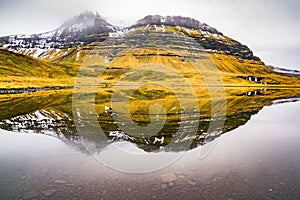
(0, 87, 299, 199)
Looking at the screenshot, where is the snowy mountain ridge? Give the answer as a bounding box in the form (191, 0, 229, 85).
(0, 12, 223, 52)
(0, 11, 258, 62)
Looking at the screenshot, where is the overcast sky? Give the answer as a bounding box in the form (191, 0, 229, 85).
(0, 0, 299, 69)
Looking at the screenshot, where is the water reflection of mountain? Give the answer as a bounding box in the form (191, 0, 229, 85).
(0, 88, 299, 152)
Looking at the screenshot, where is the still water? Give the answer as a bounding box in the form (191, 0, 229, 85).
(0, 88, 299, 199)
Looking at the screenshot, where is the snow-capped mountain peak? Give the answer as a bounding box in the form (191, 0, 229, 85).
(60, 11, 99, 30)
(0, 11, 117, 58)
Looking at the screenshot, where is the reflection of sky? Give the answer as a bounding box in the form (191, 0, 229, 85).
(0, 131, 71, 161)
(0, 0, 299, 69)
(212, 100, 300, 162)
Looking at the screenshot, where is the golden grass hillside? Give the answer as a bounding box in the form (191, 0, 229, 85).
(0, 49, 78, 88)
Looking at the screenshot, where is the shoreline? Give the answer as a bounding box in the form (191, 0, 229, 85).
(0, 85, 75, 94)
(1, 84, 300, 95)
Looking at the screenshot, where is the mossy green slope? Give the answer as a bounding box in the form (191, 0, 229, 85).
(0, 49, 77, 78)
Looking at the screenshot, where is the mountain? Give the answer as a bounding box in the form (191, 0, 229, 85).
(0, 11, 299, 87)
(0, 12, 258, 61)
(129, 15, 258, 60)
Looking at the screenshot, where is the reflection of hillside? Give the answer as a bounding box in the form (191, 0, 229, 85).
(0, 88, 299, 152)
